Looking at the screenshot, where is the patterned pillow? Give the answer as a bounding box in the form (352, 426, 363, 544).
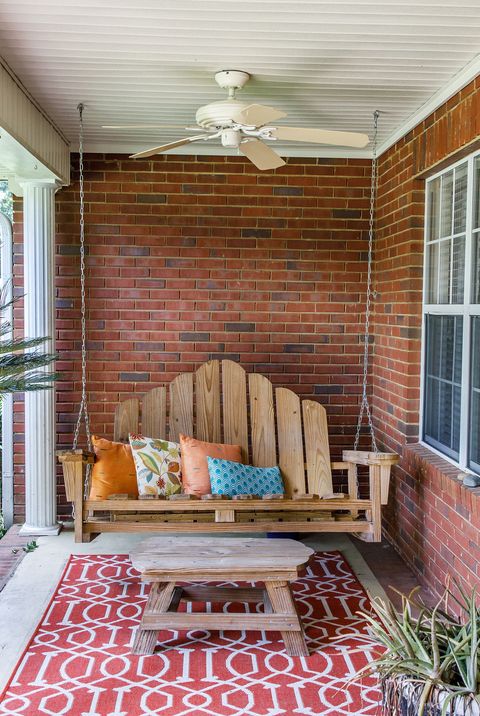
(207, 457, 284, 497)
(129, 434, 182, 497)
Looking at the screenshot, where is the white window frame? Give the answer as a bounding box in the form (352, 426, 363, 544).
(420, 149, 480, 475)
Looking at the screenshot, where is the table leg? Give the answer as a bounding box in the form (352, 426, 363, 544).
(265, 580, 308, 657)
(132, 581, 175, 655)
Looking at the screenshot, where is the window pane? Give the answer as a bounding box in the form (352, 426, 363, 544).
(438, 239, 451, 303)
(474, 233, 480, 304)
(451, 234, 465, 304)
(453, 163, 468, 234)
(427, 177, 440, 241)
(427, 243, 439, 303)
(440, 171, 453, 238)
(469, 317, 480, 471)
(425, 375, 440, 442)
(424, 315, 463, 458)
(474, 158, 480, 229)
(454, 317, 463, 383)
(453, 385, 462, 453)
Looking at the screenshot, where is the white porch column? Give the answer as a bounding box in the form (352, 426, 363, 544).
(19, 179, 61, 535)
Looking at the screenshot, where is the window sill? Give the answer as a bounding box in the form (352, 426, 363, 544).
(402, 442, 480, 517)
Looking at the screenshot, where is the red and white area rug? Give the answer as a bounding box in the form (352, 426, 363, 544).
(0, 551, 381, 716)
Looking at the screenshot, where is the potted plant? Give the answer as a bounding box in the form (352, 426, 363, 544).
(355, 581, 480, 716)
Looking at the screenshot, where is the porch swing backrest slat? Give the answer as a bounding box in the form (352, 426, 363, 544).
(222, 360, 249, 462)
(248, 371, 277, 469)
(302, 400, 332, 497)
(276, 388, 306, 497)
(195, 361, 221, 443)
(169, 372, 194, 442)
(142, 387, 166, 441)
(113, 398, 139, 442)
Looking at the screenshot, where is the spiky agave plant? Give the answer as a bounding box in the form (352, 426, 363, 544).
(353, 581, 480, 716)
(0, 291, 57, 394)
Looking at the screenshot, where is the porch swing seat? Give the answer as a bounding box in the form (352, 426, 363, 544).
(58, 359, 398, 543)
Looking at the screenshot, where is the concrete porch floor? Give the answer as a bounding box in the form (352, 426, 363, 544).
(0, 529, 415, 694)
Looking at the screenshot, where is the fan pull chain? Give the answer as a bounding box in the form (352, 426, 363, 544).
(72, 102, 92, 465)
(354, 110, 380, 454)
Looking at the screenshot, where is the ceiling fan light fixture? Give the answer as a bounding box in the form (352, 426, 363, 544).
(221, 128, 241, 148)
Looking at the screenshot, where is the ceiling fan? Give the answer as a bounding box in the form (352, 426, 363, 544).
(104, 70, 370, 171)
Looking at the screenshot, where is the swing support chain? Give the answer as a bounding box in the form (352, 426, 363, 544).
(71, 102, 92, 504)
(354, 110, 380, 454)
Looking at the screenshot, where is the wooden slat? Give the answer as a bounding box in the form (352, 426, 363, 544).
(85, 520, 373, 534)
(142, 387, 166, 438)
(141, 613, 300, 631)
(249, 372, 276, 467)
(180, 586, 265, 602)
(114, 398, 139, 442)
(222, 360, 249, 460)
(85, 498, 371, 512)
(196, 360, 221, 442)
(169, 372, 193, 442)
(370, 464, 383, 541)
(131, 537, 311, 572)
(302, 400, 333, 497)
(347, 462, 359, 519)
(276, 387, 306, 497)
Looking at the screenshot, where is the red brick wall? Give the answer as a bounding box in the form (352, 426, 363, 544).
(373, 77, 480, 601)
(13, 155, 372, 520)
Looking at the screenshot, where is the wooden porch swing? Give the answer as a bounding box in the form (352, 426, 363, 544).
(57, 108, 399, 543)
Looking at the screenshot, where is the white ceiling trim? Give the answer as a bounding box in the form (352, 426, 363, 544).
(377, 52, 480, 157)
(0, 59, 70, 183)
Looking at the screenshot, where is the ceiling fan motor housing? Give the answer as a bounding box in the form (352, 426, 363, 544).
(195, 99, 247, 129)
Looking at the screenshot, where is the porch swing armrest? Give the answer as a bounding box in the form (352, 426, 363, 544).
(342, 450, 399, 467)
(57, 450, 94, 502)
(342, 450, 399, 508)
(57, 449, 95, 461)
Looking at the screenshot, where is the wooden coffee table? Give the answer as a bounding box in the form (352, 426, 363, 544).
(130, 536, 314, 657)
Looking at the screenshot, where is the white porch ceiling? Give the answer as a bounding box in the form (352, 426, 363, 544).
(0, 0, 480, 159)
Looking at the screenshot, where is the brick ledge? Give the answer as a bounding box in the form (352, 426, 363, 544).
(403, 442, 480, 517)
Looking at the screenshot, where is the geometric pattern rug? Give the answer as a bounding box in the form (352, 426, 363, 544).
(0, 551, 381, 716)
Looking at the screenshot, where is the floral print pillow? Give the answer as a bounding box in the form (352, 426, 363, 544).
(128, 434, 182, 497)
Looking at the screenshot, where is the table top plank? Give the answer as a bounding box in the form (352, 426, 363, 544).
(130, 536, 314, 574)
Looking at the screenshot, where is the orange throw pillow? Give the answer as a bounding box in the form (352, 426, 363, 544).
(180, 433, 242, 496)
(89, 435, 138, 500)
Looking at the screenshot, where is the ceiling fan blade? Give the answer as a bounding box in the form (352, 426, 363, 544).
(231, 103, 287, 127)
(130, 135, 207, 159)
(103, 124, 188, 130)
(269, 126, 369, 148)
(239, 139, 285, 171)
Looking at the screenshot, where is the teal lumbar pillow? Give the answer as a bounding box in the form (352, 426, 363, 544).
(207, 456, 284, 497)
